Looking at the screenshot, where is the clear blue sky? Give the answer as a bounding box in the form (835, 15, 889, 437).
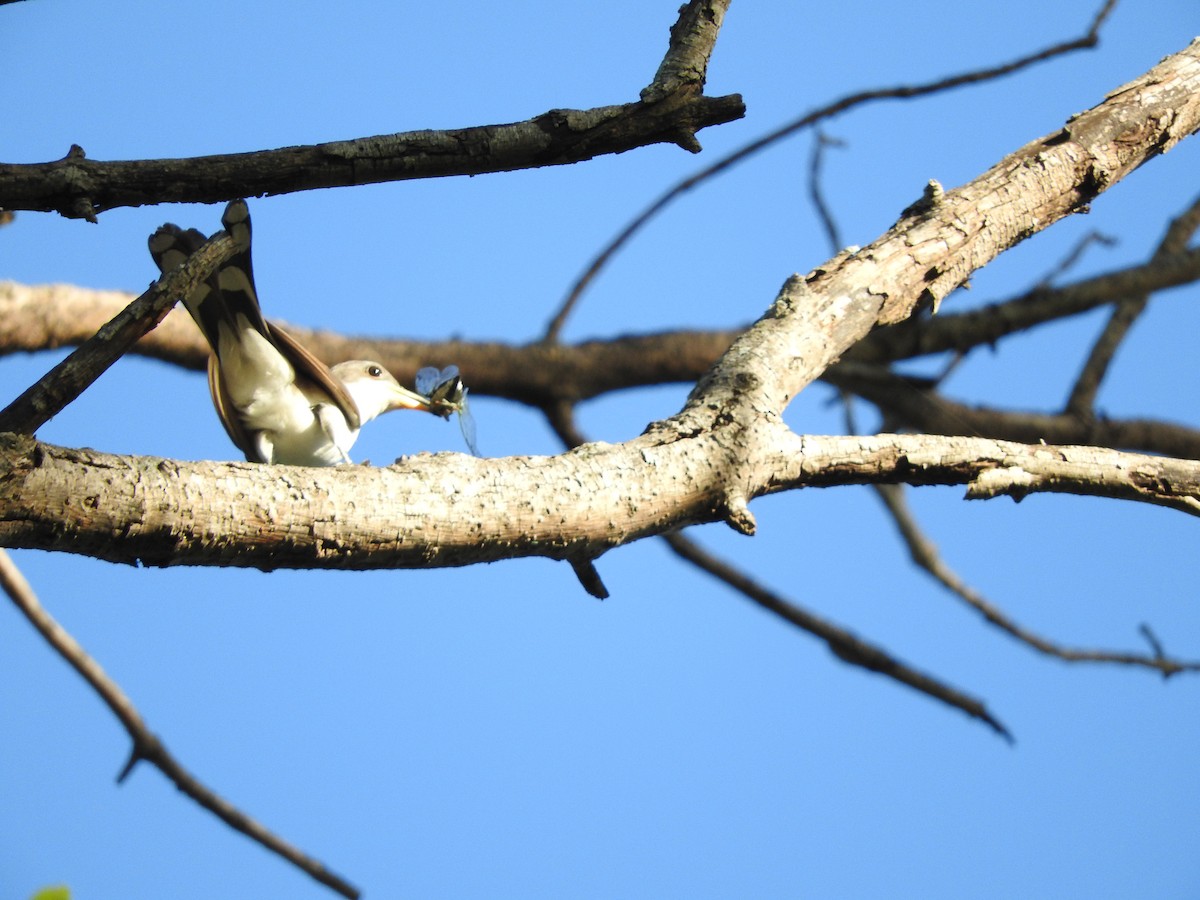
(4, 2, 1200, 898)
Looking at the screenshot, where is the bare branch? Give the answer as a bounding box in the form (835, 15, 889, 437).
(808, 130, 847, 253)
(642, 0, 730, 105)
(1066, 193, 1200, 415)
(829, 363, 1200, 460)
(544, 0, 1122, 339)
(0, 231, 238, 435)
(849, 246, 1200, 366)
(1033, 230, 1118, 289)
(0, 4, 745, 222)
(874, 484, 1200, 677)
(4, 430, 1200, 569)
(2, 38, 1199, 573)
(9, 248, 1200, 420)
(0, 549, 360, 899)
(549, 379, 1011, 735)
(663, 532, 1013, 740)
(0, 280, 741, 404)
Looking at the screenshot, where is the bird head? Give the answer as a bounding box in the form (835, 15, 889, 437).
(332, 361, 435, 424)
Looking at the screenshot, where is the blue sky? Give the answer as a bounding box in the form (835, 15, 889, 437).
(4, 2, 1200, 898)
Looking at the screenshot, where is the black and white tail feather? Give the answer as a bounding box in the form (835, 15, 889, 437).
(149, 201, 435, 466)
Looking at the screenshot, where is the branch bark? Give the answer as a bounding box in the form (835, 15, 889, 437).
(0, 0, 743, 220)
(3, 430, 1200, 569)
(0, 231, 238, 435)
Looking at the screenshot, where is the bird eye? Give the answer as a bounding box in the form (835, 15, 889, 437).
(368, 365, 383, 378)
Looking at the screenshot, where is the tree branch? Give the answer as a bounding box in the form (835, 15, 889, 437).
(0, 231, 238, 435)
(0, 549, 360, 899)
(0, 280, 741, 404)
(544, 351, 1012, 735)
(663, 531, 1013, 740)
(8, 232, 1200, 413)
(848, 246, 1200, 366)
(642, 0, 729, 105)
(544, 0, 1123, 338)
(1033, 230, 1118, 289)
(1065, 193, 1200, 415)
(873, 483, 1200, 677)
(2, 39, 1198, 573)
(3, 430, 1200, 569)
(828, 364, 1200, 460)
(0, 2, 743, 220)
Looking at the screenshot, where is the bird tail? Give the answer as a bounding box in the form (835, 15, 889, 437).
(148, 199, 270, 353)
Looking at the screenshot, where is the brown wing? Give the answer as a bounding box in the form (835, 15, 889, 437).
(205, 326, 363, 461)
(207, 355, 260, 462)
(268, 322, 362, 433)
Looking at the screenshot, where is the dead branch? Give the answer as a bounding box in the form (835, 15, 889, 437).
(3, 430, 1200, 569)
(0, 549, 360, 899)
(543, 0, 1121, 339)
(664, 531, 1013, 739)
(1066, 193, 1200, 414)
(873, 484, 1200, 677)
(0, 232, 238, 436)
(0, 2, 742, 220)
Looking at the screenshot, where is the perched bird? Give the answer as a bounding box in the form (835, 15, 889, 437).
(149, 200, 436, 466)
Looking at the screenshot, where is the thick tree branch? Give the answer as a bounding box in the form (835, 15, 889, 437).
(642, 0, 729, 105)
(0, 549, 360, 899)
(660, 36, 1200, 504)
(3, 430, 1200, 569)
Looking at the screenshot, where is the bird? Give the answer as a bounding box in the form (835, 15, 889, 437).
(149, 200, 436, 466)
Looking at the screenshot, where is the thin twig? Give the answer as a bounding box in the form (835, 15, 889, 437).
(543, 0, 1118, 340)
(849, 246, 1200, 365)
(808, 130, 846, 253)
(872, 484, 1200, 678)
(662, 531, 1013, 741)
(0, 549, 361, 899)
(0, 229, 237, 435)
(1138, 623, 1169, 672)
(1066, 193, 1200, 415)
(538, 400, 610, 598)
(542, 398, 590, 449)
(1034, 230, 1117, 289)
